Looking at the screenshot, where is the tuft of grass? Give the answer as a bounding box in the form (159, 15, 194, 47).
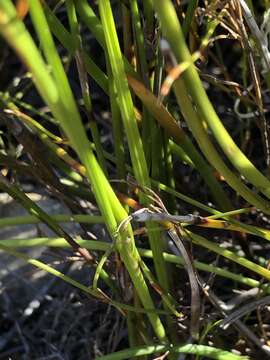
(1, 0, 270, 358)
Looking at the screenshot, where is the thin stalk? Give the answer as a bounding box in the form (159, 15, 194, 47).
(128, 75, 232, 210)
(172, 78, 270, 213)
(138, 259, 182, 317)
(99, 2, 179, 343)
(142, 0, 154, 37)
(44, 3, 108, 93)
(98, 0, 171, 305)
(0, 1, 168, 341)
(151, 125, 163, 180)
(239, 0, 270, 89)
(2, 204, 270, 243)
(189, 230, 270, 281)
(129, 0, 149, 85)
(106, 59, 126, 183)
(169, 140, 194, 167)
(95, 343, 248, 360)
(153, 180, 270, 244)
(0, 242, 171, 316)
(128, 0, 160, 174)
(1, 92, 57, 124)
(75, 0, 138, 80)
(0, 214, 103, 227)
(182, 0, 198, 38)
(0, 176, 96, 264)
(66, 0, 108, 175)
(151, 47, 168, 194)
(1, 237, 265, 290)
(162, 134, 177, 213)
(3, 107, 64, 144)
(98, 1, 149, 187)
(153, 0, 270, 200)
(122, 3, 133, 62)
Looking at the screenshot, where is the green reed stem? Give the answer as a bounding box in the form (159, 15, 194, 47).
(44, 3, 108, 93)
(128, 76, 232, 210)
(189, 231, 270, 281)
(98, 0, 171, 307)
(172, 78, 270, 213)
(0, 237, 264, 290)
(96, 343, 248, 360)
(154, 0, 270, 200)
(0, 0, 167, 341)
